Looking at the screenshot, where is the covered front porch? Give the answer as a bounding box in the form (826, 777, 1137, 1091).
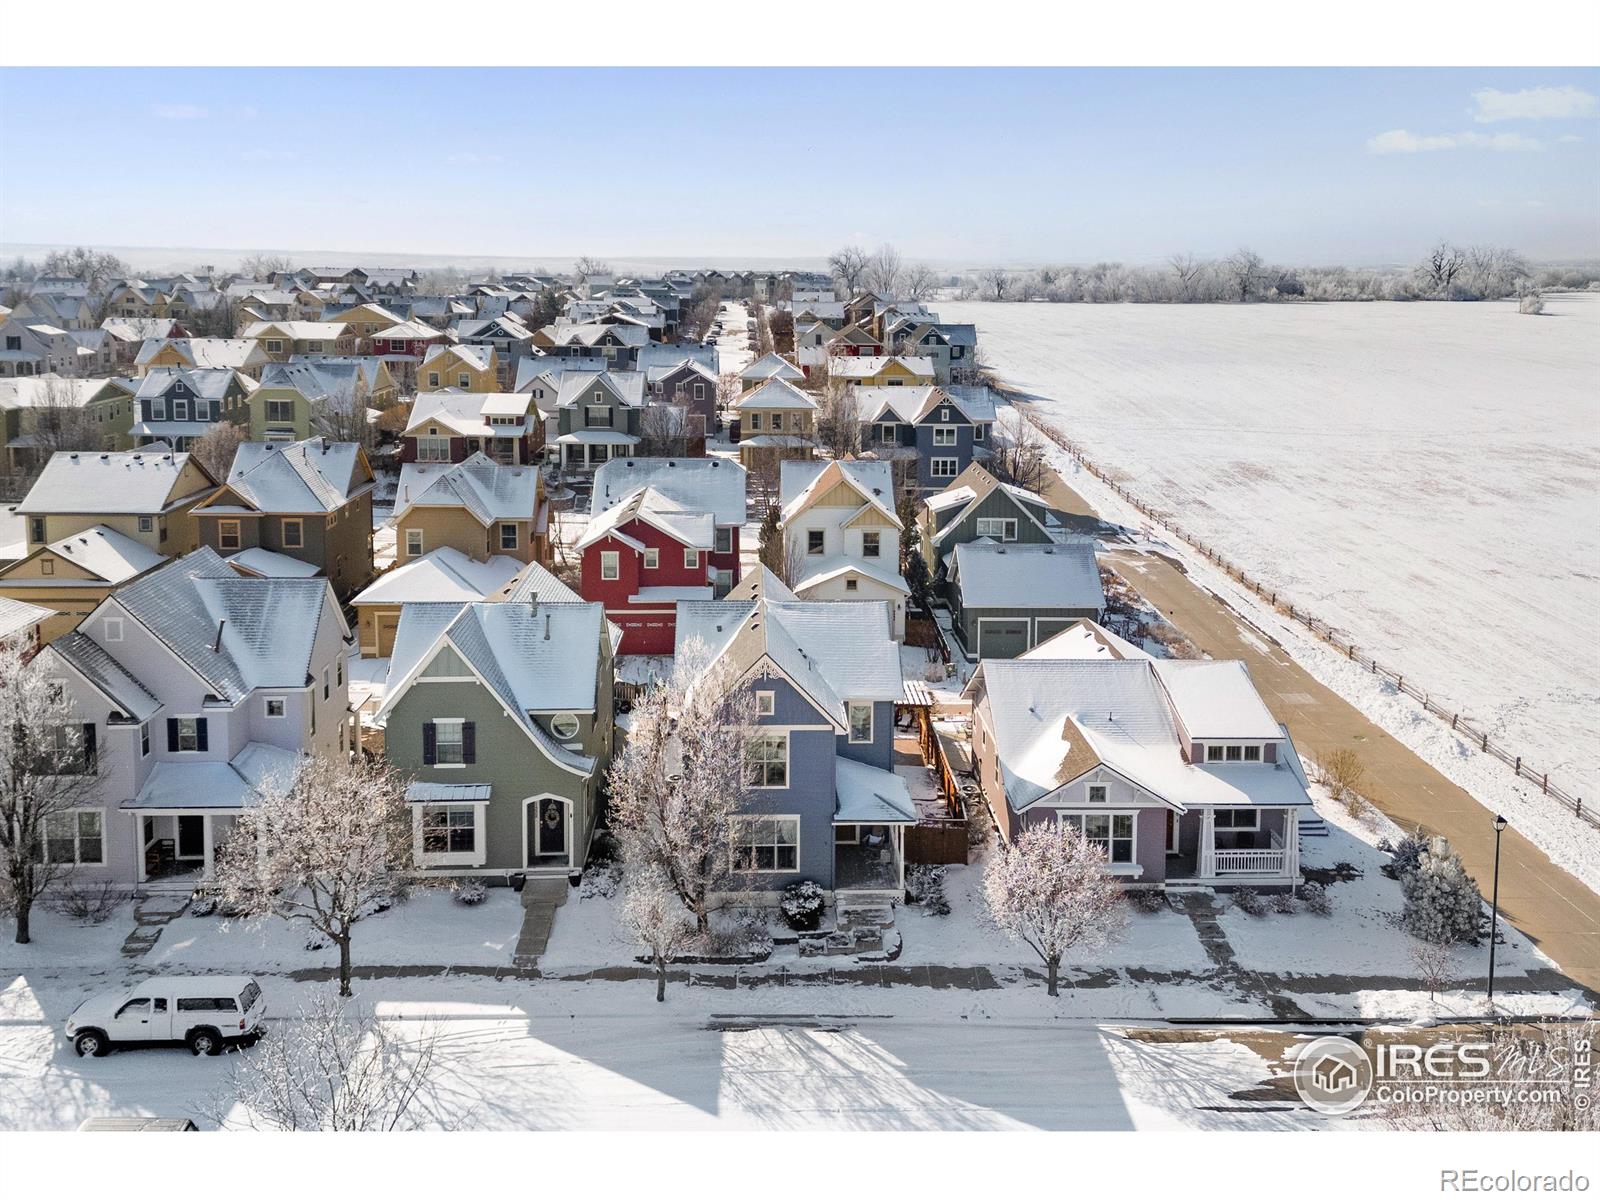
(833, 757, 915, 908)
(1164, 804, 1303, 886)
(555, 430, 638, 471)
(124, 809, 241, 889)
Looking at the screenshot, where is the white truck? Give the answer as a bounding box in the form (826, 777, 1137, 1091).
(65, 976, 266, 1058)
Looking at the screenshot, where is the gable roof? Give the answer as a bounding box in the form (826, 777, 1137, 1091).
(554, 369, 646, 409)
(203, 439, 369, 514)
(133, 366, 243, 402)
(16, 448, 212, 515)
(779, 458, 900, 527)
(829, 355, 935, 380)
(739, 352, 805, 383)
(352, 548, 522, 606)
(493, 559, 583, 604)
(46, 631, 162, 721)
(406, 389, 533, 438)
(396, 453, 540, 526)
(1021, 618, 1149, 662)
(0, 595, 51, 640)
(732, 377, 817, 412)
(723, 564, 797, 604)
(38, 524, 167, 583)
(577, 486, 715, 552)
(590, 457, 746, 526)
(927, 464, 1060, 545)
(1151, 660, 1284, 741)
(422, 342, 493, 371)
(950, 541, 1104, 611)
(109, 547, 341, 701)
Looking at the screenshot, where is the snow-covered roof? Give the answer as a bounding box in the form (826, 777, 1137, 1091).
(828, 355, 935, 380)
(739, 352, 805, 383)
(406, 390, 533, 439)
(779, 458, 899, 526)
(46, 631, 162, 721)
(733, 377, 816, 412)
(950, 541, 1104, 611)
(405, 782, 492, 804)
(134, 339, 263, 371)
(111, 548, 340, 702)
(121, 742, 301, 811)
(555, 429, 640, 446)
(791, 554, 910, 597)
(578, 485, 716, 552)
(966, 658, 1310, 813)
(494, 560, 582, 604)
(835, 756, 917, 824)
(352, 548, 522, 607)
(723, 565, 797, 604)
(512, 356, 605, 394)
(1020, 618, 1149, 662)
(17, 448, 205, 515)
(636, 342, 718, 375)
(379, 601, 606, 775)
(45, 525, 166, 582)
(0, 595, 50, 640)
(1152, 660, 1283, 741)
(554, 369, 647, 409)
(225, 547, 322, 579)
(396, 454, 540, 526)
(422, 342, 493, 370)
(207, 439, 367, 514)
(591, 457, 747, 526)
(854, 386, 943, 425)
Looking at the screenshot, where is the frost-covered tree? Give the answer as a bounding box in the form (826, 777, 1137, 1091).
(1409, 935, 1457, 1000)
(41, 246, 128, 297)
(208, 990, 455, 1130)
(828, 245, 870, 296)
(903, 263, 940, 301)
(605, 642, 758, 933)
(310, 370, 373, 448)
(863, 243, 904, 297)
(0, 636, 105, 944)
(618, 866, 697, 1002)
(979, 266, 1012, 301)
(984, 824, 1127, 996)
(1400, 840, 1483, 945)
(188, 419, 246, 483)
(1226, 247, 1264, 302)
(238, 252, 294, 281)
(990, 408, 1049, 495)
(213, 754, 412, 996)
(815, 379, 862, 460)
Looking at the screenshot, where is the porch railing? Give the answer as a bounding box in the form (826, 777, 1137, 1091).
(1212, 848, 1288, 875)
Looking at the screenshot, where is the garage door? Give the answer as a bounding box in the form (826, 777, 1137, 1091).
(978, 619, 1030, 659)
(1034, 617, 1076, 643)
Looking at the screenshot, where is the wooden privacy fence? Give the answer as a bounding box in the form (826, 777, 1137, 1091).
(1012, 402, 1596, 833)
(906, 821, 969, 866)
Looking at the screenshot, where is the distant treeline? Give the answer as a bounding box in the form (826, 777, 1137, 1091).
(958, 244, 1600, 304)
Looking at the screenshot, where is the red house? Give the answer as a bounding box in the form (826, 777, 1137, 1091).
(577, 485, 736, 654)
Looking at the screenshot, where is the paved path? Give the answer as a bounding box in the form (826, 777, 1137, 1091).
(513, 877, 570, 967)
(1033, 464, 1600, 994)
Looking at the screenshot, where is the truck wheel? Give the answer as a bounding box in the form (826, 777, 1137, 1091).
(187, 1028, 221, 1056)
(74, 1030, 107, 1058)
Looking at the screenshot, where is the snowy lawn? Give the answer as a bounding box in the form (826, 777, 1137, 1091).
(946, 295, 1600, 812)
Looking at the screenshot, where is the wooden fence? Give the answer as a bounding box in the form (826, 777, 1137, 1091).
(1013, 403, 1596, 833)
(906, 821, 969, 866)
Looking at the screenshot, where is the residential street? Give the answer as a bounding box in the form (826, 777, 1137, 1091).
(1032, 457, 1600, 994)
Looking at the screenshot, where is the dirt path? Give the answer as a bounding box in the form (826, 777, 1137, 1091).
(1034, 467, 1600, 994)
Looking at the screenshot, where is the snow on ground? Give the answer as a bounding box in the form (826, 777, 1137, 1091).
(945, 295, 1600, 813)
(714, 300, 754, 378)
(0, 971, 1318, 1131)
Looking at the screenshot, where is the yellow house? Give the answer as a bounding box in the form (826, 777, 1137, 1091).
(0, 524, 167, 642)
(13, 448, 218, 559)
(326, 302, 402, 342)
(419, 343, 498, 391)
(731, 378, 818, 469)
(106, 283, 171, 319)
(134, 337, 272, 380)
(240, 320, 355, 361)
(830, 354, 936, 388)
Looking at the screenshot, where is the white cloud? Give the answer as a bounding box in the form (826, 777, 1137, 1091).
(153, 103, 207, 120)
(1472, 86, 1599, 123)
(1366, 128, 1542, 154)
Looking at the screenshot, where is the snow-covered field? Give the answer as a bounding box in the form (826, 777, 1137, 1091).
(944, 295, 1600, 826)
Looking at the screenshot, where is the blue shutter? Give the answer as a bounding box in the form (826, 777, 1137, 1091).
(462, 721, 476, 764)
(422, 722, 437, 765)
(195, 719, 209, 752)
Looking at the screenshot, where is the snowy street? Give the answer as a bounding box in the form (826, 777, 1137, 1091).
(0, 971, 1321, 1130)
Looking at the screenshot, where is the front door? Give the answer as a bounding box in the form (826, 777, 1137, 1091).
(177, 815, 204, 860)
(532, 797, 567, 864)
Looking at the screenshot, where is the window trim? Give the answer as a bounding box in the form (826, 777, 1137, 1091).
(40, 806, 105, 866)
(281, 518, 304, 550)
(744, 730, 790, 789)
(549, 712, 580, 741)
(600, 550, 620, 581)
(932, 426, 957, 446)
(643, 546, 659, 570)
(847, 701, 873, 744)
(1086, 783, 1109, 803)
(683, 547, 699, 570)
(729, 814, 801, 874)
(431, 717, 467, 767)
(264, 697, 286, 719)
(499, 522, 518, 550)
(1058, 810, 1137, 866)
(405, 528, 424, 557)
(755, 690, 775, 717)
(930, 457, 958, 478)
(415, 802, 484, 868)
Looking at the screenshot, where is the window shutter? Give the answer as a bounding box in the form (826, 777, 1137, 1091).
(166, 718, 179, 752)
(422, 722, 437, 765)
(462, 721, 476, 764)
(82, 723, 97, 770)
(195, 719, 209, 752)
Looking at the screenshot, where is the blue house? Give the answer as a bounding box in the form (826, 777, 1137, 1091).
(674, 597, 912, 920)
(858, 385, 995, 490)
(131, 367, 249, 451)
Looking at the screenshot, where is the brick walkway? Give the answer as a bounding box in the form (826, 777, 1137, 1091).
(1034, 464, 1600, 993)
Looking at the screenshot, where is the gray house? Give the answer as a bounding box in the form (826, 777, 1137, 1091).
(131, 367, 251, 450)
(552, 370, 647, 472)
(858, 385, 995, 491)
(674, 597, 910, 921)
(31, 548, 349, 892)
(376, 600, 618, 879)
(947, 540, 1106, 660)
(920, 463, 1066, 594)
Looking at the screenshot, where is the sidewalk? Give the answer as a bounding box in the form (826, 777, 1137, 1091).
(1034, 466, 1600, 993)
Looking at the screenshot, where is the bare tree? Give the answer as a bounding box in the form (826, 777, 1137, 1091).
(815, 379, 862, 460)
(979, 266, 1012, 301)
(212, 754, 413, 997)
(207, 991, 458, 1130)
(983, 824, 1127, 996)
(680, 283, 722, 341)
(605, 640, 758, 933)
(189, 420, 246, 482)
(29, 375, 98, 456)
(1417, 240, 1464, 294)
(572, 257, 612, 291)
(41, 246, 129, 297)
(1225, 247, 1264, 302)
(1168, 252, 1206, 302)
(238, 253, 294, 281)
(1408, 935, 1457, 1001)
(990, 408, 1049, 494)
(863, 243, 904, 297)
(0, 635, 105, 944)
(618, 866, 697, 1002)
(638, 403, 691, 457)
(310, 370, 373, 449)
(903, 263, 940, 302)
(827, 245, 870, 297)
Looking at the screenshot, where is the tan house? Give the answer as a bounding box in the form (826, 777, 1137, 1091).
(240, 320, 355, 361)
(420, 343, 498, 391)
(133, 337, 272, 380)
(192, 439, 376, 598)
(394, 453, 546, 566)
(731, 377, 818, 469)
(325, 302, 402, 341)
(349, 546, 522, 657)
(0, 524, 168, 642)
(829, 355, 936, 389)
(13, 447, 218, 557)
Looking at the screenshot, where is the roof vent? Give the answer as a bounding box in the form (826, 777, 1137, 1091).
(543, 612, 551, 641)
(213, 619, 226, 653)
(1044, 547, 1053, 554)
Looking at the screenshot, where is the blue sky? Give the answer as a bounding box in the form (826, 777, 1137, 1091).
(1, 67, 1596, 266)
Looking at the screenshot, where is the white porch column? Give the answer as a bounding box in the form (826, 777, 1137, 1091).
(895, 827, 906, 893)
(1285, 808, 1300, 884)
(201, 815, 216, 881)
(1199, 807, 1216, 879)
(133, 812, 148, 885)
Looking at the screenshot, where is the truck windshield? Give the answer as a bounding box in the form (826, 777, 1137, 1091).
(239, 982, 261, 1010)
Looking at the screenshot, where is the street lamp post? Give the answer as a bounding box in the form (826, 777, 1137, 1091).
(1487, 814, 1508, 1007)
